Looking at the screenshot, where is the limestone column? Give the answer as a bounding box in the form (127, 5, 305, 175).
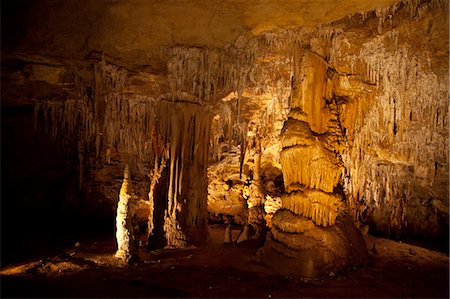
(157, 101, 211, 248)
(246, 128, 266, 241)
(263, 48, 368, 277)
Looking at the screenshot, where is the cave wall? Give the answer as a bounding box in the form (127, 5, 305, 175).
(207, 0, 449, 241)
(327, 1, 449, 239)
(1, 0, 448, 249)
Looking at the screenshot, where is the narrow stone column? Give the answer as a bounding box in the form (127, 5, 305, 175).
(246, 136, 266, 240)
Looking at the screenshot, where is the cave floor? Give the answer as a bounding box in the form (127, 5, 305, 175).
(1, 225, 448, 298)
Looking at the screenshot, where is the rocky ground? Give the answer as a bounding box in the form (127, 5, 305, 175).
(1, 225, 448, 298)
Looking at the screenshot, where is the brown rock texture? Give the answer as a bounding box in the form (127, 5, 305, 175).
(2, 0, 447, 257)
(264, 210, 368, 277)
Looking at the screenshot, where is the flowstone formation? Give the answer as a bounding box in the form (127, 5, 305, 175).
(263, 49, 368, 277)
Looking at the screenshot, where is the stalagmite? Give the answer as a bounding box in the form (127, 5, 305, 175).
(147, 146, 169, 242)
(243, 124, 267, 241)
(263, 46, 368, 277)
(115, 164, 136, 263)
(224, 224, 233, 244)
(236, 224, 250, 244)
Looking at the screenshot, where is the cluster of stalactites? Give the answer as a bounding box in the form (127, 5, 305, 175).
(94, 57, 128, 92)
(103, 94, 158, 163)
(281, 189, 345, 227)
(342, 47, 447, 232)
(34, 98, 78, 149)
(344, 0, 448, 27)
(156, 100, 212, 247)
(34, 60, 160, 166)
(167, 37, 258, 106)
(280, 144, 342, 194)
(324, 1, 448, 236)
(404, 0, 448, 20)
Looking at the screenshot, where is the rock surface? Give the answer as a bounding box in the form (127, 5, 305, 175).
(1, 0, 447, 255)
(264, 210, 368, 277)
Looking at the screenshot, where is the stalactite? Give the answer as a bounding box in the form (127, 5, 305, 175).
(167, 38, 257, 105)
(34, 61, 156, 172)
(341, 36, 447, 235)
(156, 100, 212, 247)
(282, 189, 345, 227)
(280, 144, 342, 194)
(322, 2, 449, 237)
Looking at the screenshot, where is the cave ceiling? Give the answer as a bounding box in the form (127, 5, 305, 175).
(3, 0, 399, 72)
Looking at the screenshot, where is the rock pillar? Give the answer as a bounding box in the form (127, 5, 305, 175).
(263, 49, 368, 277)
(115, 164, 136, 263)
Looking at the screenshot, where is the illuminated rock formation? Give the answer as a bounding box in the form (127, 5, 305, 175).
(20, 0, 447, 265)
(263, 48, 368, 277)
(115, 164, 136, 263)
(157, 100, 212, 248)
(264, 210, 368, 277)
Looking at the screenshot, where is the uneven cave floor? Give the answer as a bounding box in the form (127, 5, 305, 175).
(1, 225, 448, 298)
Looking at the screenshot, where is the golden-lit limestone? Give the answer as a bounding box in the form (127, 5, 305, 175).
(163, 211, 187, 249)
(264, 195, 282, 215)
(263, 210, 368, 277)
(280, 118, 316, 149)
(328, 5, 449, 237)
(281, 115, 345, 157)
(332, 75, 376, 98)
(115, 164, 136, 263)
(271, 213, 350, 259)
(270, 224, 318, 251)
(280, 48, 344, 197)
(280, 145, 342, 194)
(290, 48, 331, 135)
(157, 100, 211, 247)
(288, 108, 309, 123)
(263, 195, 282, 228)
(281, 189, 345, 227)
(271, 209, 316, 234)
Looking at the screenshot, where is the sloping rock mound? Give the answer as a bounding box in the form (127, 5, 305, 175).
(263, 209, 368, 277)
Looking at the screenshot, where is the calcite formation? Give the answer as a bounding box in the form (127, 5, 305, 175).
(115, 164, 136, 263)
(34, 54, 213, 249)
(282, 190, 345, 227)
(16, 0, 447, 261)
(157, 100, 212, 248)
(264, 210, 368, 277)
(263, 48, 368, 277)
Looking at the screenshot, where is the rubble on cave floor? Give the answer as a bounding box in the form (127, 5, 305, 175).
(1, 225, 448, 298)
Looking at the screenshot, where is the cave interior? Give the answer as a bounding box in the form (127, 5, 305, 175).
(1, 0, 449, 298)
